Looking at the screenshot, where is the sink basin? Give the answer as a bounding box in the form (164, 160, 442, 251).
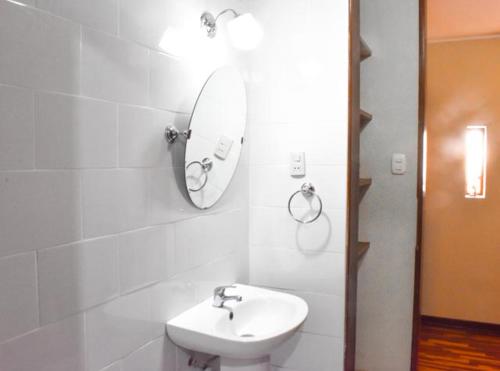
(166, 284, 308, 362)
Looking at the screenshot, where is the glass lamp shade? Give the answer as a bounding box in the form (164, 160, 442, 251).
(227, 13, 263, 50)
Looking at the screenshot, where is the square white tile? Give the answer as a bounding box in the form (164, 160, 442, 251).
(81, 28, 149, 105)
(0, 85, 34, 170)
(0, 1, 80, 93)
(122, 337, 176, 371)
(37, 0, 118, 34)
(150, 280, 199, 325)
(0, 314, 85, 371)
(0, 252, 38, 343)
(281, 290, 344, 337)
(118, 226, 172, 294)
(86, 289, 156, 371)
(82, 169, 150, 238)
(271, 332, 343, 371)
(175, 209, 246, 270)
(99, 362, 122, 371)
(38, 236, 119, 324)
(119, 0, 170, 49)
(150, 51, 207, 113)
(0, 171, 81, 257)
(36, 92, 117, 169)
(249, 246, 345, 296)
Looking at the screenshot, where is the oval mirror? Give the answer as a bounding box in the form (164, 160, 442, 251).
(184, 66, 246, 209)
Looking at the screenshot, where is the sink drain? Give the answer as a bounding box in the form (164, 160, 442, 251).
(240, 334, 255, 338)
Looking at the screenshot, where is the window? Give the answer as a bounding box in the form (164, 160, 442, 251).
(465, 126, 487, 198)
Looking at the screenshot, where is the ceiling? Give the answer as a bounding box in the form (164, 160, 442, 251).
(428, 0, 500, 41)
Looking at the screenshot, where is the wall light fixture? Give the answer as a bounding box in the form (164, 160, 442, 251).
(465, 125, 487, 199)
(200, 9, 263, 50)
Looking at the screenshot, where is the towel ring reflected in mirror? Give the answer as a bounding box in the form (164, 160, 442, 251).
(288, 182, 323, 224)
(186, 157, 213, 192)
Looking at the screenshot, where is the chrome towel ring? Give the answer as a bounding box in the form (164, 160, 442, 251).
(288, 182, 323, 224)
(186, 157, 213, 192)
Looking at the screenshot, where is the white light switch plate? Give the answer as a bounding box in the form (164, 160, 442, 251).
(290, 152, 306, 176)
(214, 136, 233, 160)
(392, 153, 407, 175)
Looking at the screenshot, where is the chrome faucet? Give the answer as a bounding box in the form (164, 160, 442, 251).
(213, 285, 242, 308)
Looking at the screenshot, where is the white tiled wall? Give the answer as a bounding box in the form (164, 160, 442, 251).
(0, 0, 350, 370)
(245, 0, 349, 370)
(0, 1, 248, 371)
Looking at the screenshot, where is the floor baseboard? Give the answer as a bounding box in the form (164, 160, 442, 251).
(421, 315, 500, 335)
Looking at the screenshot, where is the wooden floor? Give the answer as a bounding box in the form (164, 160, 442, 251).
(418, 320, 500, 370)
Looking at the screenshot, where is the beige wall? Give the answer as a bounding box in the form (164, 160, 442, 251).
(422, 37, 500, 324)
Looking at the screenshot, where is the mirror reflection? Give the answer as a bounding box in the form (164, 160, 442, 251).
(184, 66, 247, 209)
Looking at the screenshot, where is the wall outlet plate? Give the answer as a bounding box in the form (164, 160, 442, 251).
(290, 152, 306, 177)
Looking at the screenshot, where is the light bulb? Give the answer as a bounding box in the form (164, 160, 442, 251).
(227, 13, 263, 50)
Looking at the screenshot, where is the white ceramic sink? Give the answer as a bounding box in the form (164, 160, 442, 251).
(166, 284, 308, 368)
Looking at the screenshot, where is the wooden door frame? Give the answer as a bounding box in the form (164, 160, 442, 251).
(345, 0, 361, 369)
(410, 0, 426, 370)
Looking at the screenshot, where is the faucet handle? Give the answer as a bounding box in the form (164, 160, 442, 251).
(214, 285, 236, 296)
